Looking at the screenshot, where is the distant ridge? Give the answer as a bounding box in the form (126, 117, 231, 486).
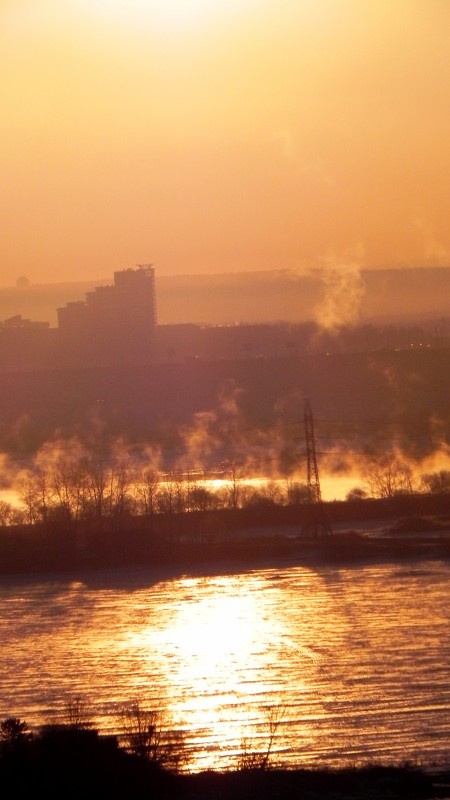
(1, 266, 449, 327)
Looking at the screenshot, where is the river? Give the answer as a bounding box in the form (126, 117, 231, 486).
(1, 557, 449, 773)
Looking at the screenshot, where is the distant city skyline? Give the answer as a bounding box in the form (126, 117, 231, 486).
(1, 1, 449, 287)
(1, 264, 450, 330)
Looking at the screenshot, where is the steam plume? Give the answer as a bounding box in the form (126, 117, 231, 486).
(314, 245, 366, 332)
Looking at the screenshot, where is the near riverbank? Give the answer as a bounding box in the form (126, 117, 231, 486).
(1, 722, 449, 799)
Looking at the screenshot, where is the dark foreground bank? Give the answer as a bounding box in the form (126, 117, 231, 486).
(179, 766, 450, 800)
(3, 759, 450, 800)
(1, 726, 449, 800)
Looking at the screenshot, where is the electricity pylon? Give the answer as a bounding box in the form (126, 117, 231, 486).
(301, 399, 332, 537)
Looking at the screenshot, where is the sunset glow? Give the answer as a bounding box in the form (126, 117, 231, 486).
(1, 0, 449, 285)
(1, 3, 449, 781)
(84, 0, 254, 32)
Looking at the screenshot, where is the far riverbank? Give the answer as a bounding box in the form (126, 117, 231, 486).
(0, 505, 449, 580)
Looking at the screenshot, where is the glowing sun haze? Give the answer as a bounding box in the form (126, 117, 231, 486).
(1, 0, 449, 285)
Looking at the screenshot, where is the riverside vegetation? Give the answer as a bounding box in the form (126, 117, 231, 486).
(0, 455, 449, 575)
(1, 706, 449, 799)
(2, 462, 450, 796)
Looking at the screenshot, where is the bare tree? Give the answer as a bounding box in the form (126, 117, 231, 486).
(0, 500, 14, 526)
(242, 480, 284, 508)
(156, 473, 176, 515)
(156, 470, 188, 514)
(107, 460, 133, 522)
(420, 469, 450, 494)
(283, 478, 309, 505)
(79, 457, 108, 520)
(18, 468, 54, 525)
(172, 470, 188, 514)
(187, 485, 220, 512)
(362, 455, 417, 498)
(118, 701, 186, 772)
(63, 695, 93, 729)
(50, 459, 85, 524)
(134, 468, 160, 521)
(8, 506, 27, 525)
(237, 704, 285, 771)
(221, 459, 246, 509)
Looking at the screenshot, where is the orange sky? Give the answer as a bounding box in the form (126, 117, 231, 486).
(1, 0, 449, 287)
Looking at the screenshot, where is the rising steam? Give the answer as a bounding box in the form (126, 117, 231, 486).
(1, 373, 449, 510)
(314, 245, 366, 332)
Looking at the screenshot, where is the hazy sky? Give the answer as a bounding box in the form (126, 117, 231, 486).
(1, 0, 449, 287)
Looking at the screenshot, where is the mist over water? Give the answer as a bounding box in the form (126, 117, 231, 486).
(0, 474, 364, 511)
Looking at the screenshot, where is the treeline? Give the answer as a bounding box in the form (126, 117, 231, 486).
(0, 449, 449, 575)
(0, 457, 310, 528)
(1, 451, 449, 529)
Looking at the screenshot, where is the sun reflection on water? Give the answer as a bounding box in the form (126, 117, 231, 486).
(124, 571, 321, 770)
(1, 563, 449, 772)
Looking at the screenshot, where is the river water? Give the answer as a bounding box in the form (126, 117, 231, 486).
(1, 558, 449, 773)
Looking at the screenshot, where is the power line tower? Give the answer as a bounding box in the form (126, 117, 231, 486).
(301, 398, 332, 537)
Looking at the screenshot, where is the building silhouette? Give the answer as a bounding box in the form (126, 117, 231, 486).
(57, 265, 157, 367)
(0, 263, 448, 371)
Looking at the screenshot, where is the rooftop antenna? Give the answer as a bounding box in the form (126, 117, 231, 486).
(301, 398, 332, 537)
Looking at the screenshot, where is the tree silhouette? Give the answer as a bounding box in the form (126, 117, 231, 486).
(0, 717, 32, 754)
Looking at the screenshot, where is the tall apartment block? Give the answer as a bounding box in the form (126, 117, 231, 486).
(57, 265, 157, 367)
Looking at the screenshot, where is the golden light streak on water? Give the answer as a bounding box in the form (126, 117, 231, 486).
(1, 560, 450, 773)
(122, 571, 311, 771)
